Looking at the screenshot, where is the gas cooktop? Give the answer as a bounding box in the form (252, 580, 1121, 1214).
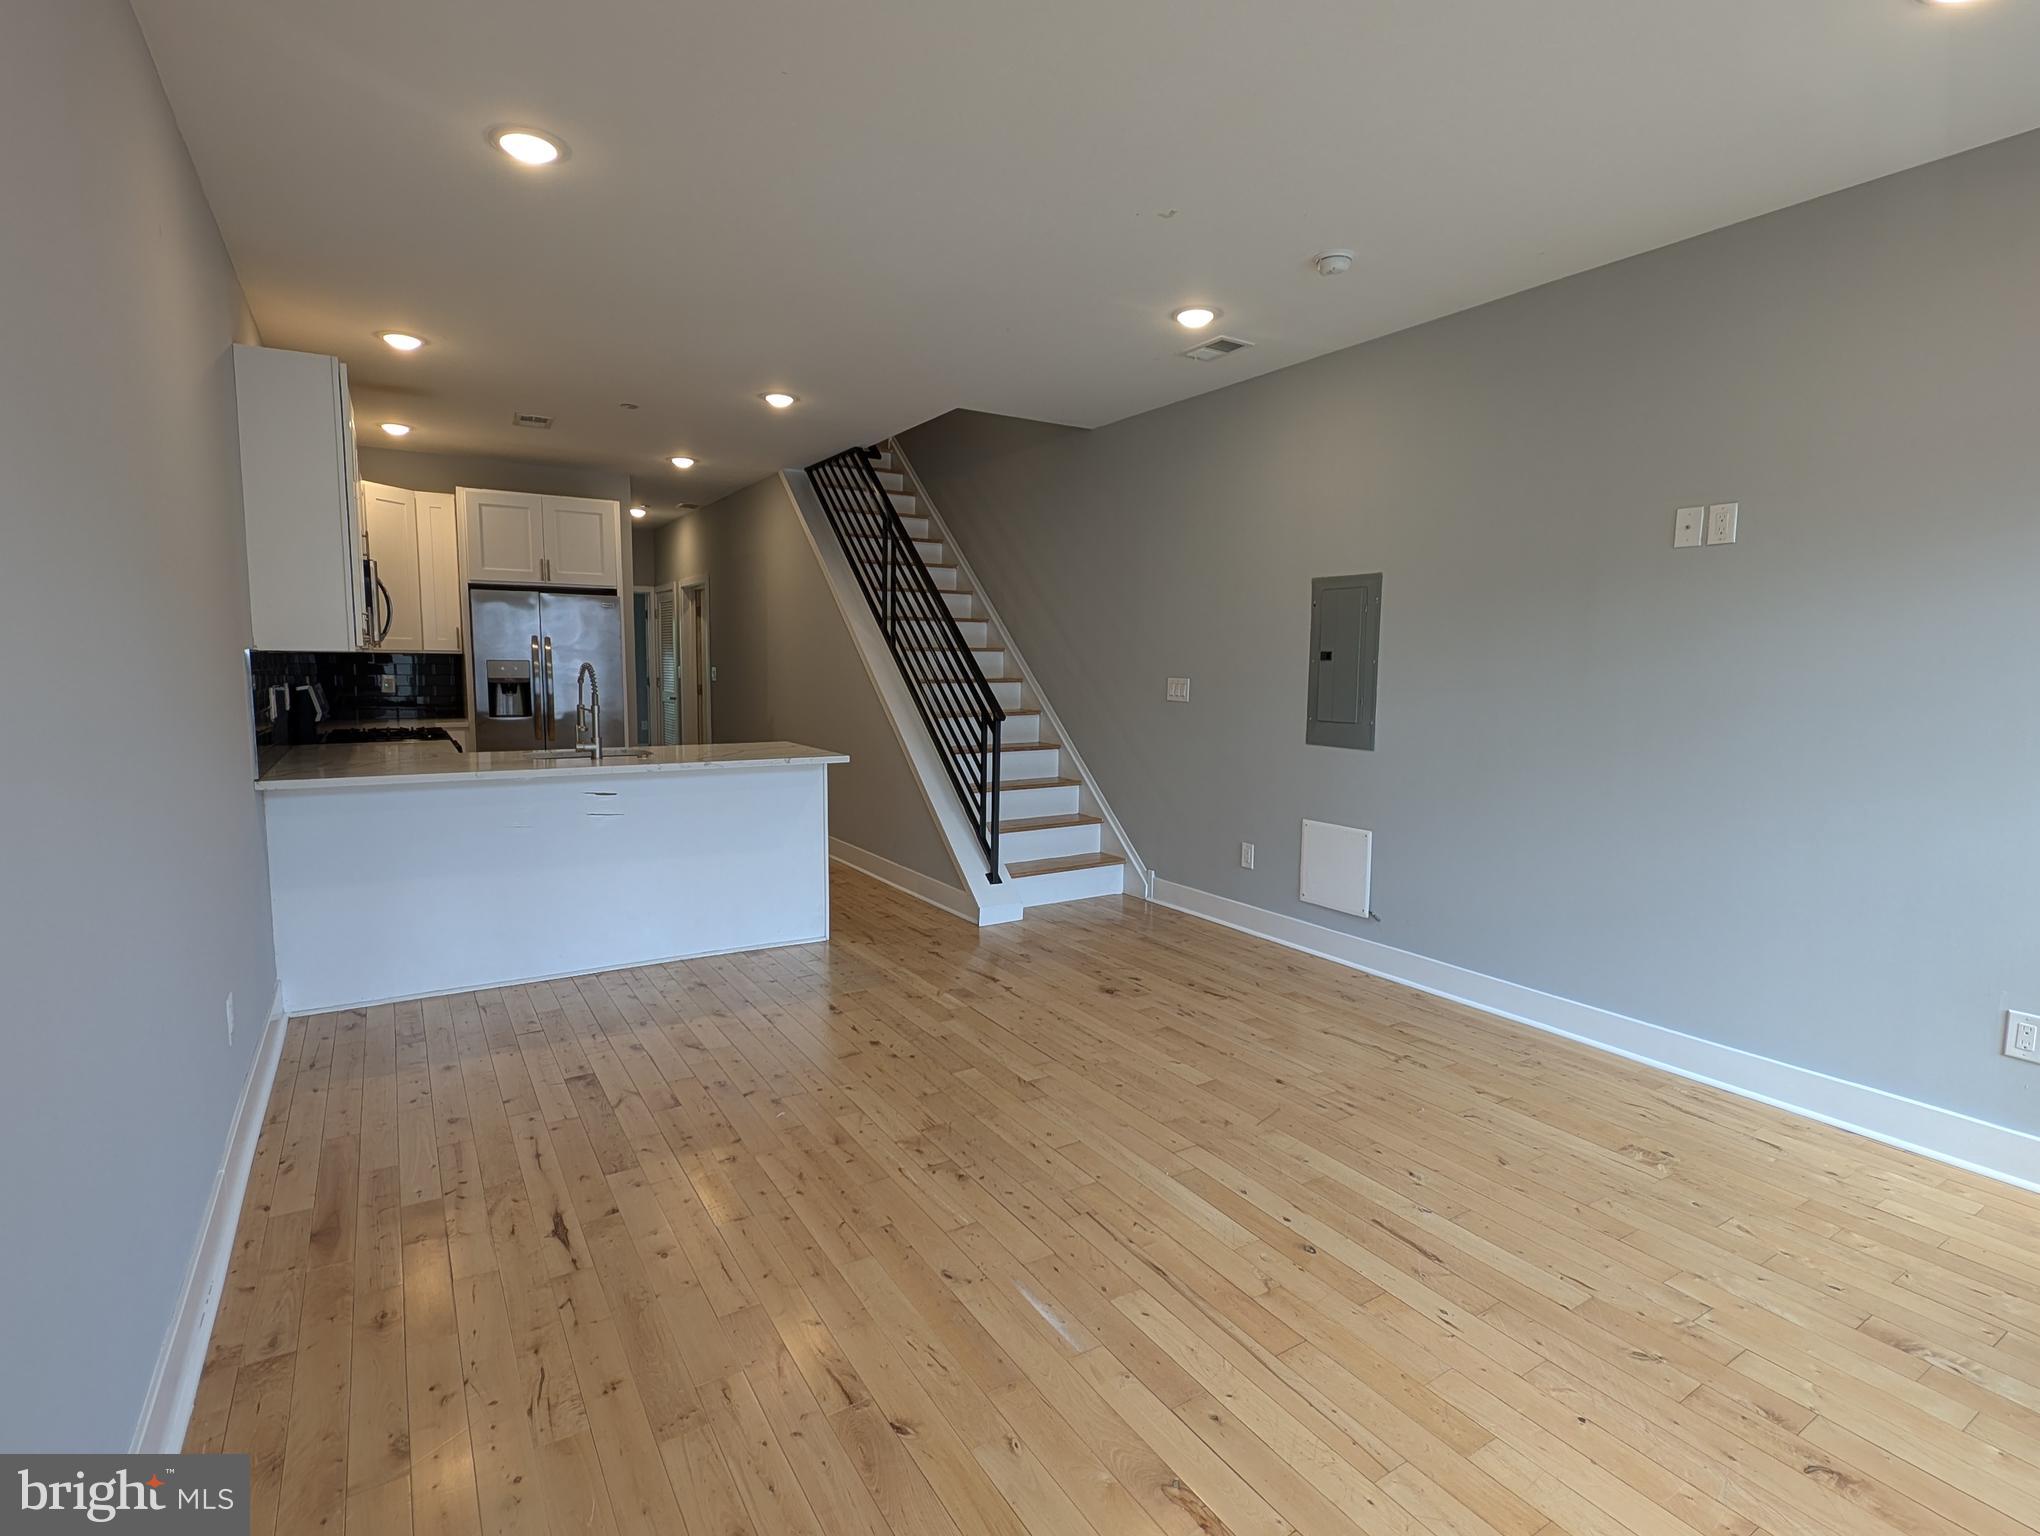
(320, 725, 464, 752)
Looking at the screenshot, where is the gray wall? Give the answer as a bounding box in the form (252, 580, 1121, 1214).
(354, 446, 632, 504)
(657, 479, 963, 891)
(356, 446, 641, 737)
(0, 0, 278, 1447)
(904, 126, 2040, 1136)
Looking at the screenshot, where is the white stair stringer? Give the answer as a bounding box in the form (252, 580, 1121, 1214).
(786, 454, 1147, 920)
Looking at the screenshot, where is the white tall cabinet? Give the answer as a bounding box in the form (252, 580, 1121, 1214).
(235, 345, 368, 651)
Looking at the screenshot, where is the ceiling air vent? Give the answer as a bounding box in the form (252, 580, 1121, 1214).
(1181, 334, 1254, 362)
(511, 411, 554, 429)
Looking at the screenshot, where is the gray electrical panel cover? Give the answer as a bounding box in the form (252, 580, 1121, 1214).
(1306, 573, 1380, 750)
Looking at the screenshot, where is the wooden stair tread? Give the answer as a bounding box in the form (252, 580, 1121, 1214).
(1000, 775, 1081, 791)
(1005, 851, 1126, 879)
(1000, 813, 1102, 833)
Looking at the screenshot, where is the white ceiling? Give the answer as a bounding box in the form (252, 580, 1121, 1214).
(134, 0, 2040, 516)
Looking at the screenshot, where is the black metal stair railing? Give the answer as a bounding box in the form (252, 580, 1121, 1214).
(806, 446, 1005, 881)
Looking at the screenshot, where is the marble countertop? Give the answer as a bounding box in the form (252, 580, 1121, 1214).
(256, 739, 848, 792)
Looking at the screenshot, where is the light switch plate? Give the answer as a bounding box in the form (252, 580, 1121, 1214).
(1706, 502, 1740, 545)
(1240, 842, 1255, 870)
(2006, 1011, 2040, 1065)
(1166, 677, 1191, 703)
(1673, 506, 1705, 548)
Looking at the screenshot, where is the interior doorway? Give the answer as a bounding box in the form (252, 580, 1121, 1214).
(679, 579, 710, 745)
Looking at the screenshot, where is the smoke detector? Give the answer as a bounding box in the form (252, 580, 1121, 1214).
(1181, 334, 1254, 362)
(1313, 250, 1355, 277)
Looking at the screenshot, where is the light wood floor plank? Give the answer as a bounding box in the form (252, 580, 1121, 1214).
(187, 867, 2040, 1536)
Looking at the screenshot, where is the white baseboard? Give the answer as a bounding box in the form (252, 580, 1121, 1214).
(1151, 879, 2040, 1195)
(831, 839, 1021, 926)
(132, 979, 289, 1454)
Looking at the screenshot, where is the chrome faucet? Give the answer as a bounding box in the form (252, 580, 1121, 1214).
(574, 661, 602, 762)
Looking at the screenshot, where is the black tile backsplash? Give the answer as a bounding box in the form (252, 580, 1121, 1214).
(251, 650, 467, 764)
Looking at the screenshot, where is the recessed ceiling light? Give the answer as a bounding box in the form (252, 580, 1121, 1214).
(1173, 306, 1218, 329)
(760, 391, 799, 409)
(378, 331, 426, 351)
(491, 128, 564, 166)
(628, 505, 647, 520)
(670, 455, 696, 469)
(380, 422, 412, 437)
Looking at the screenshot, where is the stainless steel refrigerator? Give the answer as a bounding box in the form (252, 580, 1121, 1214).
(470, 588, 625, 752)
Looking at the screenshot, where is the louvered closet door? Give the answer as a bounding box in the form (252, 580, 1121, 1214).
(656, 584, 680, 744)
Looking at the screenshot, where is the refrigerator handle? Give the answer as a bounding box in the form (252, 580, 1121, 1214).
(530, 635, 544, 743)
(543, 635, 555, 747)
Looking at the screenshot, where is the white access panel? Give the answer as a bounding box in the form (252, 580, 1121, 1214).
(1300, 819, 1373, 919)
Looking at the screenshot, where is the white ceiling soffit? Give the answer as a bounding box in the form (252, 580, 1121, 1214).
(133, 0, 2040, 507)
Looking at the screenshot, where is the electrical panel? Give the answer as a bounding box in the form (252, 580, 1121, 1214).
(1306, 573, 1381, 751)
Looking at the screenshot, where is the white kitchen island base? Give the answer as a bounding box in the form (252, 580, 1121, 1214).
(259, 743, 847, 1012)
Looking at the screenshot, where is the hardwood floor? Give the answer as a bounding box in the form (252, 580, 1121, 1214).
(187, 865, 2040, 1536)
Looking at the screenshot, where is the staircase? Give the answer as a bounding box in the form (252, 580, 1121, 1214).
(805, 442, 1132, 912)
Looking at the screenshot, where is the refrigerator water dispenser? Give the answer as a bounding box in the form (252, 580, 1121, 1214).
(484, 659, 532, 720)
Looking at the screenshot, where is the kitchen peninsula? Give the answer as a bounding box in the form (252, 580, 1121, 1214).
(258, 741, 847, 1010)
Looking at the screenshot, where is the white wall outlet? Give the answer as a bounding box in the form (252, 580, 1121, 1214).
(1673, 506, 1705, 548)
(1706, 502, 1740, 545)
(2006, 1010, 2040, 1065)
(225, 992, 235, 1046)
(1166, 677, 1191, 703)
(1240, 842, 1256, 870)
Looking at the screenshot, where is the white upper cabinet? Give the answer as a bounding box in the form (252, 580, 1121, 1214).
(416, 492, 462, 652)
(541, 496, 620, 587)
(358, 484, 464, 654)
(359, 480, 423, 651)
(459, 488, 545, 584)
(457, 488, 619, 590)
(235, 345, 369, 651)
